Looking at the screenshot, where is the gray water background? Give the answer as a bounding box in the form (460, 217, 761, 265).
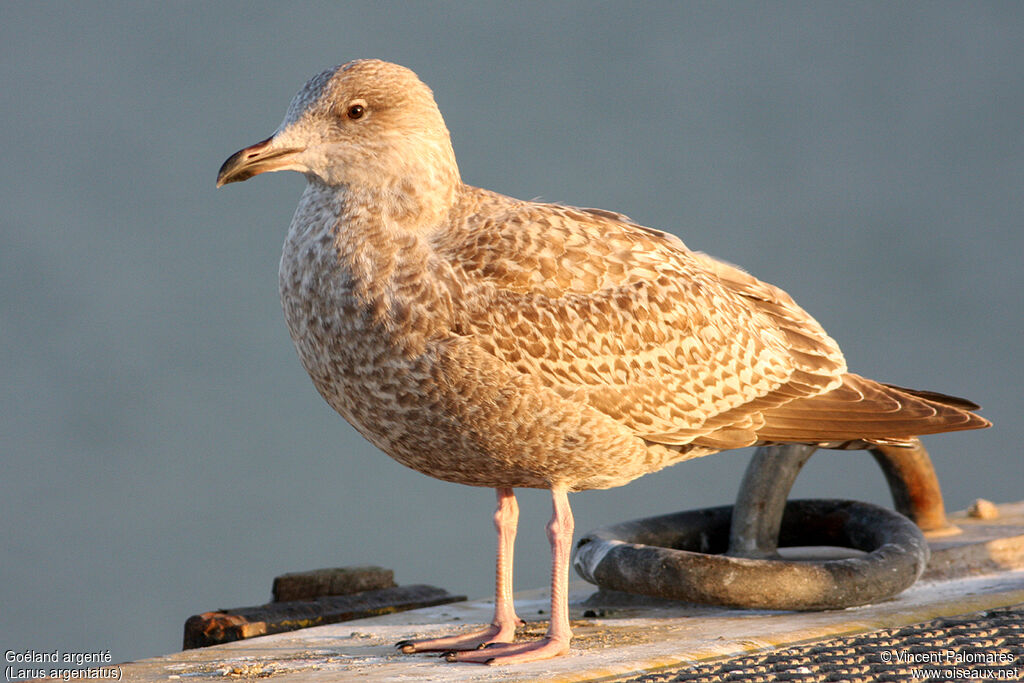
(2, 2, 1021, 665)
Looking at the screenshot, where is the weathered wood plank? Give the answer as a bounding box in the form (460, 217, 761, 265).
(183, 584, 465, 649)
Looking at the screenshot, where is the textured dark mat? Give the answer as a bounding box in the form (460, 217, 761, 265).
(622, 604, 1024, 682)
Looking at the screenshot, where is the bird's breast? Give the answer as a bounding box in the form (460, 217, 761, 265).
(276, 193, 460, 446)
(279, 215, 367, 387)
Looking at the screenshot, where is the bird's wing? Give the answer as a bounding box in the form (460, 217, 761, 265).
(436, 191, 846, 449)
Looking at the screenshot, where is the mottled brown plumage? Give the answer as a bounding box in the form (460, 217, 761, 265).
(217, 59, 989, 664)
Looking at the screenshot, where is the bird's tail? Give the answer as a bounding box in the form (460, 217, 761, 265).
(753, 373, 991, 448)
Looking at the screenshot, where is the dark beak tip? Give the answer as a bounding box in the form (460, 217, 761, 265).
(216, 148, 248, 188)
(215, 171, 236, 188)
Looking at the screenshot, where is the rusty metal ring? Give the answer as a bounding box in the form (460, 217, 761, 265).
(573, 498, 929, 610)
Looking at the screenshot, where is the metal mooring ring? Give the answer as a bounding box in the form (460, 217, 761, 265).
(573, 498, 929, 610)
(728, 440, 956, 555)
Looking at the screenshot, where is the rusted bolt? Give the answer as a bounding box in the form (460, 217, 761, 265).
(968, 498, 999, 520)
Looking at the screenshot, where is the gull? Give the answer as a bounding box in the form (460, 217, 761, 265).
(216, 59, 989, 664)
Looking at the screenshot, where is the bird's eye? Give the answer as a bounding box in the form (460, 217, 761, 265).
(347, 103, 365, 120)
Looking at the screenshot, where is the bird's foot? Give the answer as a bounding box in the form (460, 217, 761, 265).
(395, 621, 521, 654)
(443, 636, 570, 664)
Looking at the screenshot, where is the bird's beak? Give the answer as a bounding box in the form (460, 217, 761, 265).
(216, 136, 306, 187)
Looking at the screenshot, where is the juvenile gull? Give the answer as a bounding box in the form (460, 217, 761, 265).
(217, 59, 990, 664)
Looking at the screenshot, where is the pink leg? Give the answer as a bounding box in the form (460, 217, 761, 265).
(397, 488, 524, 653)
(449, 487, 574, 664)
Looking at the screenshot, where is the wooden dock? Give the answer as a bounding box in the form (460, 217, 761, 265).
(71, 502, 1024, 682)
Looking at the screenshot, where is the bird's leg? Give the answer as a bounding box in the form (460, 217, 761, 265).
(490, 487, 526, 636)
(397, 487, 524, 653)
(449, 487, 574, 664)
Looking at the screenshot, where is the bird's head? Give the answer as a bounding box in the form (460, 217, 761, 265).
(217, 59, 461, 214)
